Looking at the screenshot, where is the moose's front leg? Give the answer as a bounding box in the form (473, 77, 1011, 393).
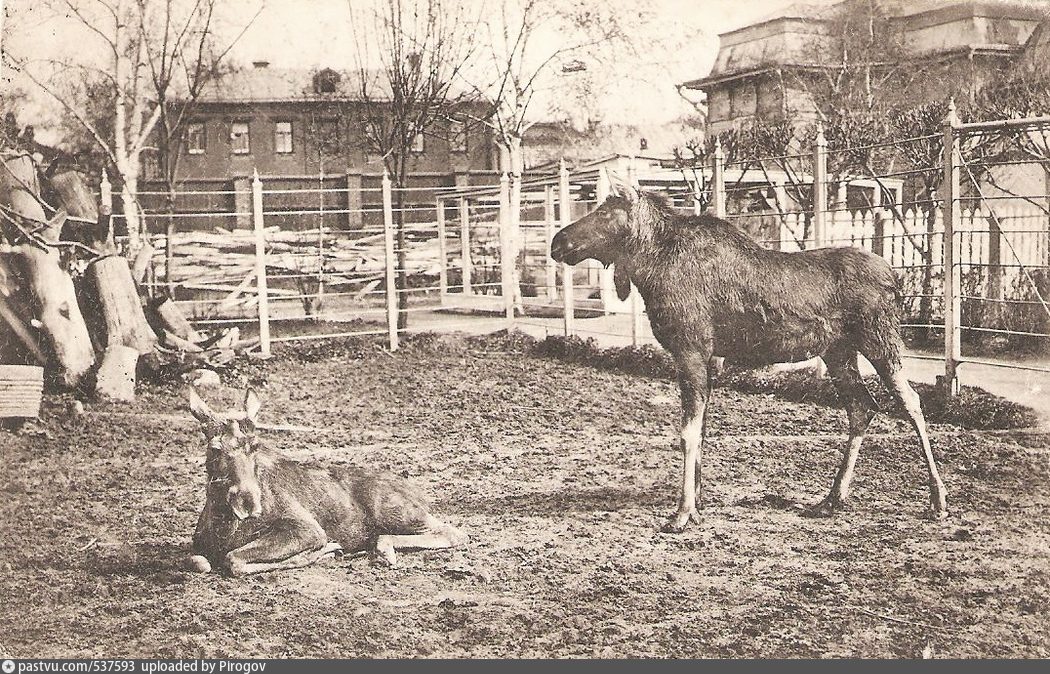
(224, 518, 336, 577)
(663, 352, 710, 533)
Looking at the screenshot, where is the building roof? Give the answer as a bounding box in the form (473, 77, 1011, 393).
(192, 64, 489, 104)
(684, 0, 1047, 90)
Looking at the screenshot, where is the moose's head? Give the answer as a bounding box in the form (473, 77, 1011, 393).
(550, 171, 640, 269)
(189, 388, 266, 521)
(550, 171, 648, 300)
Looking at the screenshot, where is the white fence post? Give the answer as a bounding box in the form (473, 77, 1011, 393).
(813, 123, 828, 249)
(810, 121, 827, 247)
(459, 196, 471, 295)
(251, 169, 271, 358)
(499, 172, 514, 326)
(382, 170, 399, 351)
(627, 164, 643, 347)
(560, 159, 575, 337)
(436, 197, 448, 305)
(596, 169, 612, 314)
(544, 184, 557, 302)
(711, 139, 726, 220)
(942, 100, 962, 395)
(100, 168, 113, 217)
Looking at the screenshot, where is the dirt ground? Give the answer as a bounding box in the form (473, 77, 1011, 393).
(2, 333, 1049, 658)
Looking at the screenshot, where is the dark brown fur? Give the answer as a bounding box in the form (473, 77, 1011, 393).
(551, 183, 947, 531)
(188, 389, 467, 576)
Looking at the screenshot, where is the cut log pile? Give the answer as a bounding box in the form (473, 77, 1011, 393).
(151, 225, 473, 319)
(160, 226, 454, 290)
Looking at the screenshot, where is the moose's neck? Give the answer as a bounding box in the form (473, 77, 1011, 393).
(622, 214, 759, 302)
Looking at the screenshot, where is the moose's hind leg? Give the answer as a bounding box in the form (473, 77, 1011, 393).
(869, 357, 948, 520)
(375, 515, 468, 566)
(806, 349, 877, 518)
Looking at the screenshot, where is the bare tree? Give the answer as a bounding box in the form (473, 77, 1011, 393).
(972, 61, 1050, 211)
(466, 1, 641, 188)
(4, 0, 259, 253)
(349, 0, 478, 329)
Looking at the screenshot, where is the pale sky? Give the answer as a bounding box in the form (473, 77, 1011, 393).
(2, 0, 803, 137)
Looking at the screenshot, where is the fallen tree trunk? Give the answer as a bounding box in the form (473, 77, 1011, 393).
(84, 255, 157, 355)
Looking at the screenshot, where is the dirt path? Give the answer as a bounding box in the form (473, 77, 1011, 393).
(1, 337, 1048, 657)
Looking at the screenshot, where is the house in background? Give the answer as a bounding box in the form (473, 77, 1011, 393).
(140, 61, 498, 229)
(682, 0, 1049, 136)
(520, 117, 704, 170)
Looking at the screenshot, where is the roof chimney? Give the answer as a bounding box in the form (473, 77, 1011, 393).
(252, 60, 270, 69)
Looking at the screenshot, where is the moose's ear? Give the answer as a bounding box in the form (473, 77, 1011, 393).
(188, 387, 220, 426)
(606, 171, 638, 205)
(244, 389, 261, 424)
(613, 264, 632, 302)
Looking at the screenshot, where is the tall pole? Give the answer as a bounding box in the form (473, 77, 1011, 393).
(251, 170, 271, 357)
(459, 196, 471, 295)
(627, 160, 643, 346)
(382, 170, 399, 351)
(812, 122, 828, 249)
(499, 172, 514, 326)
(559, 159, 574, 336)
(942, 99, 962, 396)
(711, 139, 726, 219)
(544, 185, 557, 302)
(436, 197, 448, 305)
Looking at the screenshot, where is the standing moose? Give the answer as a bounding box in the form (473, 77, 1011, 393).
(187, 388, 468, 575)
(550, 176, 947, 532)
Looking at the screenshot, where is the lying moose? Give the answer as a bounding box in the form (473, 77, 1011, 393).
(186, 388, 467, 576)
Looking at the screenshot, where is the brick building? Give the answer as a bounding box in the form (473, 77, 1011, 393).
(140, 62, 499, 229)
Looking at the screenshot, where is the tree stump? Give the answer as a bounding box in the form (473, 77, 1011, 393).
(84, 256, 158, 355)
(94, 344, 138, 401)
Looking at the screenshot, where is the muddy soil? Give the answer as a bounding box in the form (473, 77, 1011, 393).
(2, 335, 1048, 658)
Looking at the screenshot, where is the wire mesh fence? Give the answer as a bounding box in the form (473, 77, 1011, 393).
(107, 112, 1050, 385)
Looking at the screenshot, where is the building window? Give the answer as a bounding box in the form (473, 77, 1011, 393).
(410, 131, 425, 153)
(449, 120, 467, 153)
(142, 150, 162, 180)
(230, 121, 250, 154)
(314, 68, 341, 94)
(274, 121, 293, 154)
(186, 122, 205, 154)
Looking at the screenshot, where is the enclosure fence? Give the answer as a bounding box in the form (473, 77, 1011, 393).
(111, 110, 1050, 393)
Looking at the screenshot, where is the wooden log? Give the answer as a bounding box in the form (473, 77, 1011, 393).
(94, 344, 137, 401)
(150, 296, 202, 342)
(84, 256, 158, 355)
(6, 246, 95, 387)
(131, 240, 155, 285)
(161, 330, 203, 353)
